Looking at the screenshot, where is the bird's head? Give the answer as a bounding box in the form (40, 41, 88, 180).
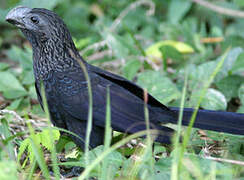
(6, 7, 81, 78)
(6, 6, 74, 47)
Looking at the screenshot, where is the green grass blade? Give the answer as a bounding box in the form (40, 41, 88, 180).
(27, 159, 37, 180)
(143, 90, 154, 178)
(171, 70, 188, 180)
(40, 83, 60, 180)
(179, 48, 230, 170)
(26, 119, 50, 180)
(1, 118, 15, 160)
(101, 86, 112, 180)
(76, 58, 93, 171)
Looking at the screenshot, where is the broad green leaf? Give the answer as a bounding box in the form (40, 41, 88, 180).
(187, 62, 217, 92)
(20, 0, 60, 9)
(221, 35, 244, 50)
(73, 37, 91, 50)
(0, 63, 9, 71)
(102, 30, 131, 59)
(187, 48, 243, 96)
(7, 45, 33, 70)
(79, 146, 125, 178)
(7, 98, 23, 110)
(237, 105, 244, 113)
(216, 75, 243, 101)
(123, 8, 151, 32)
(155, 157, 172, 179)
(0, 71, 27, 99)
(215, 47, 243, 81)
(234, 0, 244, 7)
(168, 0, 192, 24)
(160, 45, 183, 62)
(238, 84, 244, 104)
(183, 154, 232, 179)
(194, 88, 227, 110)
(0, 161, 17, 180)
(22, 70, 35, 85)
(3, 90, 28, 99)
(136, 71, 181, 104)
(29, 85, 37, 99)
(146, 40, 194, 62)
(123, 59, 142, 80)
(0, 9, 9, 23)
(230, 52, 244, 75)
(153, 144, 167, 157)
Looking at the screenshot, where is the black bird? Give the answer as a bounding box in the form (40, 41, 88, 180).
(6, 7, 244, 149)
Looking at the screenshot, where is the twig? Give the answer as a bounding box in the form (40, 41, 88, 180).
(80, 40, 107, 55)
(192, 0, 244, 18)
(136, 55, 161, 71)
(110, 0, 155, 31)
(0, 109, 24, 122)
(86, 50, 113, 61)
(204, 156, 244, 166)
(81, 0, 156, 65)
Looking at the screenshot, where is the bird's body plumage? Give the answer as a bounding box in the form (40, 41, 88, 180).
(6, 7, 244, 149)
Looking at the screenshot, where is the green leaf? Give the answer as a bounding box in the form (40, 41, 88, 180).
(7, 98, 23, 110)
(79, 146, 125, 178)
(216, 75, 243, 101)
(234, 0, 244, 7)
(3, 90, 28, 99)
(22, 70, 35, 85)
(18, 129, 60, 166)
(168, 0, 192, 24)
(28, 85, 37, 99)
(73, 37, 91, 50)
(200, 88, 227, 110)
(102, 30, 131, 59)
(215, 47, 243, 81)
(187, 48, 243, 97)
(0, 71, 27, 99)
(0, 63, 9, 71)
(187, 62, 217, 91)
(155, 157, 171, 179)
(7, 45, 33, 70)
(0, 9, 9, 23)
(146, 40, 194, 61)
(0, 161, 17, 179)
(136, 71, 181, 104)
(160, 45, 183, 63)
(237, 104, 244, 113)
(238, 83, 244, 104)
(184, 154, 232, 179)
(230, 52, 244, 75)
(40, 129, 60, 151)
(123, 59, 142, 80)
(20, 0, 60, 9)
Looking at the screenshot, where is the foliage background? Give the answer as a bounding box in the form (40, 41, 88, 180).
(0, 0, 244, 179)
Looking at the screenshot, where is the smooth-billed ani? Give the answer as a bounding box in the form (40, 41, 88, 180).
(5, 7, 244, 149)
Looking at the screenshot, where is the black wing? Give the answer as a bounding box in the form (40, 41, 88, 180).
(55, 67, 175, 142)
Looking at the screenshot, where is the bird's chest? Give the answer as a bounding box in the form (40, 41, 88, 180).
(35, 71, 87, 127)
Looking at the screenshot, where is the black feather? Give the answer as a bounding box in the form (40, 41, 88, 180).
(6, 7, 244, 150)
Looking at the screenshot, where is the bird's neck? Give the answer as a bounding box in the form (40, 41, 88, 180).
(32, 38, 81, 80)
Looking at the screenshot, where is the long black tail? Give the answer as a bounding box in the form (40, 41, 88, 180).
(169, 107, 244, 135)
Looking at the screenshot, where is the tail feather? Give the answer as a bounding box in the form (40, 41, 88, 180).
(169, 107, 244, 135)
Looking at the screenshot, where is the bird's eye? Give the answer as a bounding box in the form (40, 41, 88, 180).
(30, 16, 39, 24)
